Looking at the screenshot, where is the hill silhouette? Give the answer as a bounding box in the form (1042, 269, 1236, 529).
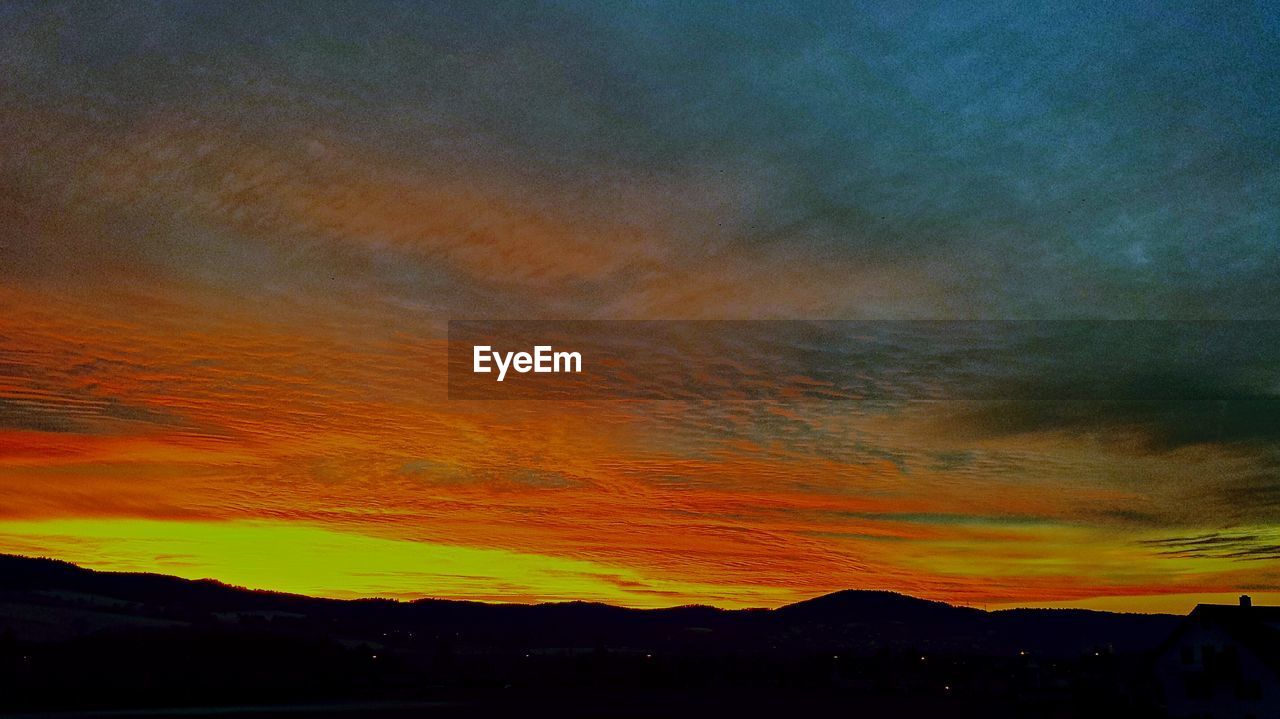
(0, 554, 1180, 714)
(0, 554, 1177, 654)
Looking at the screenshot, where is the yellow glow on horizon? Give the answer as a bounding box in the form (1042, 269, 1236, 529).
(0, 518, 799, 609)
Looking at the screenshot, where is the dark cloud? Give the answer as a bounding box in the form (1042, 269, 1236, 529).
(2, 1, 1277, 318)
(946, 400, 1280, 451)
(397, 459, 586, 490)
(0, 390, 181, 435)
(1139, 532, 1280, 562)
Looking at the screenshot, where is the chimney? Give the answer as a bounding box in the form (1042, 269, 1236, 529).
(1240, 595, 1252, 608)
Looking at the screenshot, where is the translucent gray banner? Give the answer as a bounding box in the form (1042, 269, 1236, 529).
(447, 321, 1280, 400)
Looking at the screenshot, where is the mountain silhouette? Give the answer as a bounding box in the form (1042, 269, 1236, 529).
(0, 554, 1182, 714)
(0, 554, 1175, 654)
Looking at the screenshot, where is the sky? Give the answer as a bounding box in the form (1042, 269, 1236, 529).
(1, 1, 1278, 612)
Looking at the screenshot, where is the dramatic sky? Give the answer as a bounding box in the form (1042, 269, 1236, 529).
(1, 1, 1278, 612)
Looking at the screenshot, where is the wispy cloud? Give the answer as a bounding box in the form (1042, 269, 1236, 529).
(1139, 532, 1280, 562)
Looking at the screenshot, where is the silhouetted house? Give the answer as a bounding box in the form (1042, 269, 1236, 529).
(1154, 596, 1280, 719)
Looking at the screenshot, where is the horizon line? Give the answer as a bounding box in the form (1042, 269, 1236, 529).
(7, 552, 1270, 617)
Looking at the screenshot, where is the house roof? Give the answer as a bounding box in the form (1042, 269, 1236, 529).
(1190, 603, 1280, 624)
(1182, 603, 1280, 674)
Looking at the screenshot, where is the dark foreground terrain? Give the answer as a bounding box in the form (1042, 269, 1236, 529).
(0, 554, 1179, 717)
(0, 692, 1153, 719)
